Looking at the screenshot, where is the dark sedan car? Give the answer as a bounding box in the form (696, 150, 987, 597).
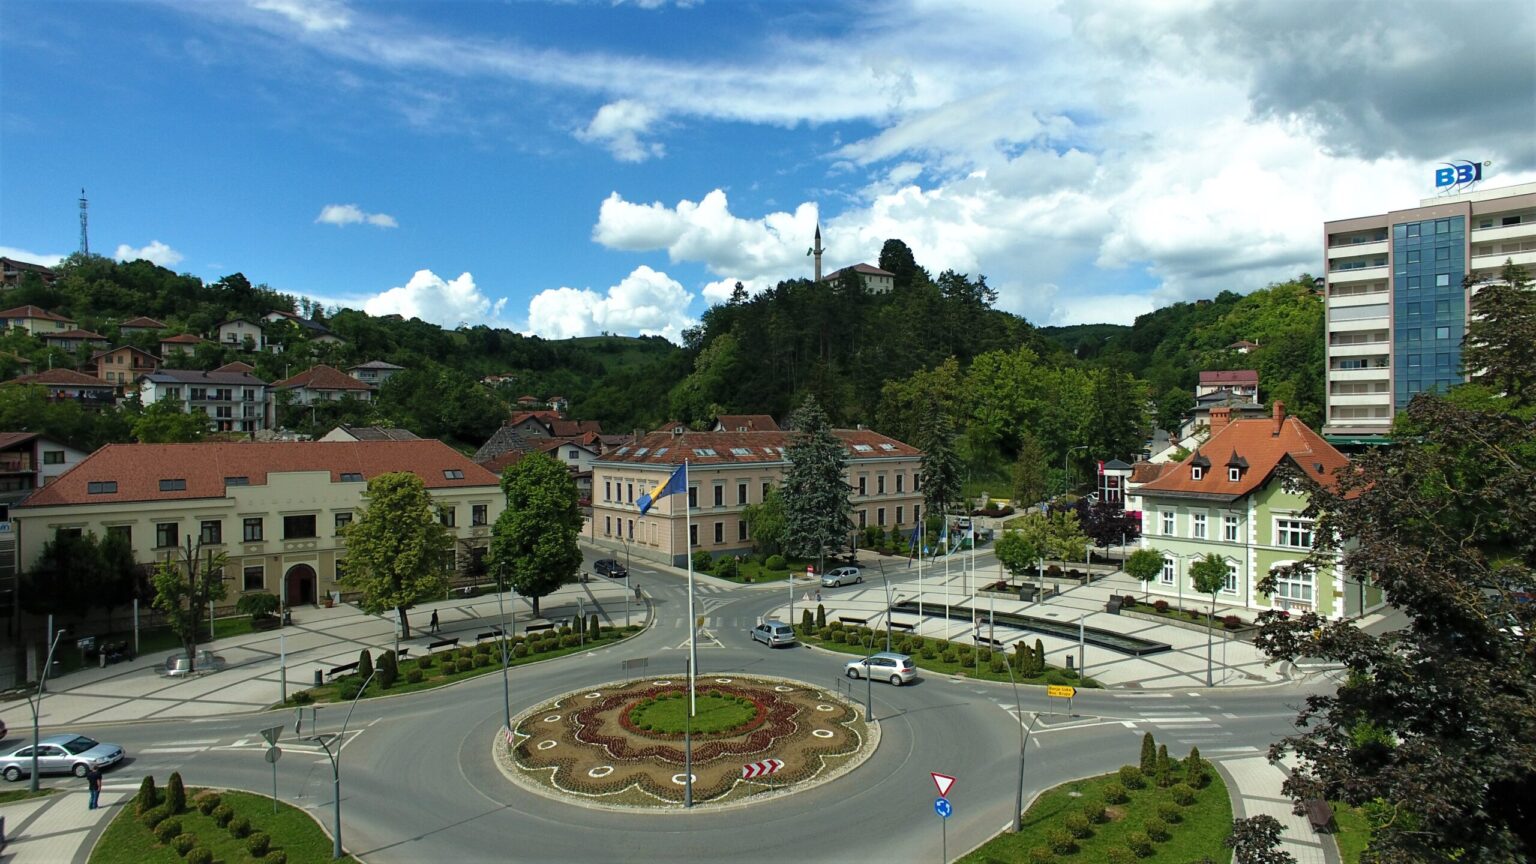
(592, 559, 628, 579)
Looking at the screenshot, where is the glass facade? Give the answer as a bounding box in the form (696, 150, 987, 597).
(1392, 216, 1465, 408)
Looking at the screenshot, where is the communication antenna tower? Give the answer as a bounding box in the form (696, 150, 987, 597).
(79, 188, 90, 256)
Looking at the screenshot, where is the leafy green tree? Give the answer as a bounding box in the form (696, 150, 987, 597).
(488, 452, 582, 617)
(1010, 432, 1050, 507)
(341, 472, 452, 639)
(1224, 815, 1295, 864)
(994, 528, 1046, 583)
(1462, 261, 1534, 404)
(781, 396, 852, 568)
(1125, 548, 1164, 602)
(132, 399, 208, 443)
(918, 410, 963, 520)
(150, 536, 229, 672)
(1189, 553, 1228, 685)
(21, 532, 106, 619)
(740, 486, 787, 557)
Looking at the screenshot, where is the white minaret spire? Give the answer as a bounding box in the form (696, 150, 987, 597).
(812, 223, 823, 282)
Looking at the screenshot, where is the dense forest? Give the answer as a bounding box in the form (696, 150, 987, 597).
(0, 248, 1324, 481)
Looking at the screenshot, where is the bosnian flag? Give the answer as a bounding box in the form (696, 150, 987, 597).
(636, 463, 687, 516)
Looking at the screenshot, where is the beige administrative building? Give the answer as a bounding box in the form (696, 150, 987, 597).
(13, 440, 502, 608)
(591, 426, 923, 567)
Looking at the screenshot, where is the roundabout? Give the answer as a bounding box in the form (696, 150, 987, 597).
(498, 675, 877, 808)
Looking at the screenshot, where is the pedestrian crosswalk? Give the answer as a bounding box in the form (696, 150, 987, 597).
(1123, 709, 1239, 749)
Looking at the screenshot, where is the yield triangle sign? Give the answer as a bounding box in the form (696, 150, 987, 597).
(931, 772, 956, 798)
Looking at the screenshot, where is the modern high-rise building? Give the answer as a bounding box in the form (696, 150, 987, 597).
(1322, 181, 1536, 442)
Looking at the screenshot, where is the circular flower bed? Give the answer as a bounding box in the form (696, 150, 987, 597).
(502, 675, 873, 808)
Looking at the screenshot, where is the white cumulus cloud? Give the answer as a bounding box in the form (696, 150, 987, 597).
(575, 100, 665, 162)
(315, 203, 398, 228)
(114, 241, 184, 267)
(526, 265, 694, 342)
(0, 246, 66, 267)
(363, 269, 507, 327)
(594, 190, 820, 284)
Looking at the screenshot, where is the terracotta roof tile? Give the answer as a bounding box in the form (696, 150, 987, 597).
(1136, 407, 1349, 501)
(0, 432, 40, 449)
(46, 329, 106, 340)
(212, 361, 255, 374)
(273, 364, 372, 391)
(1198, 369, 1259, 386)
(0, 305, 74, 323)
(714, 414, 780, 432)
(159, 334, 208, 345)
(119, 316, 166, 329)
(7, 369, 114, 387)
(599, 428, 920, 466)
(19, 440, 498, 508)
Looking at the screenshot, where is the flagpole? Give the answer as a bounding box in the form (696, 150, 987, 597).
(944, 524, 951, 641)
(917, 525, 924, 624)
(684, 460, 696, 717)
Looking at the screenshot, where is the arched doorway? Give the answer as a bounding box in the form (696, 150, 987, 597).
(285, 563, 317, 606)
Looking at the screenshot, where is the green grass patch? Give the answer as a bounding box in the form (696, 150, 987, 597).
(1332, 802, 1371, 864)
(90, 787, 356, 864)
(54, 617, 257, 676)
(0, 787, 58, 805)
(960, 765, 1233, 863)
(283, 626, 641, 706)
(628, 691, 758, 734)
(801, 629, 1101, 688)
(710, 556, 811, 584)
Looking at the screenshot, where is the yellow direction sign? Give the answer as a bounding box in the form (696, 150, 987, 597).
(1047, 684, 1076, 699)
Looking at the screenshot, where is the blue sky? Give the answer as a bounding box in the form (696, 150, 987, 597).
(3, 0, 1532, 340)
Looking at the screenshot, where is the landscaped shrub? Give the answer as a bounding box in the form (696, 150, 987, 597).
(474, 652, 493, 667)
(765, 554, 786, 571)
(1170, 782, 1196, 805)
(357, 648, 373, 681)
(406, 667, 425, 683)
(265, 851, 288, 864)
(714, 557, 738, 579)
(1121, 594, 1137, 608)
(1156, 744, 1172, 787)
(831, 629, 847, 643)
(141, 805, 171, 829)
(1186, 746, 1206, 787)
(1153, 599, 1169, 613)
(561, 635, 581, 648)
(815, 603, 826, 628)
(1103, 781, 1128, 804)
(1026, 846, 1055, 864)
(135, 775, 158, 815)
(377, 649, 398, 688)
(691, 550, 713, 572)
(1118, 765, 1144, 788)
(1081, 800, 1107, 823)
(922, 645, 938, 660)
(1105, 847, 1137, 864)
(212, 803, 234, 826)
(194, 791, 221, 815)
(588, 613, 601, 640)
(990, 656, 1006, 674)
(559, 625, 573, 637)
(1140, 732, 1156, 773)
(1125, 831, 1153, 857)
(455, 657, 474, 673)
(228, 815, 252, 838)
(171, 833, 197, 856)
(165, 771, 187, 813)
(1157, 801, 1181, 824)
(155, 817, 183, 843)
(187, 847, 213, 864)
(418, 653, 435, 669)
(829, 620, 844, 632)
(1222, 614, 1243, 630)
(512, 644, 528, 659)
(474, 642, 492, 656)
(248, 831, 272, 856)
(1047, 827, 1076, 854)
(1046, 564, 1062, 579)
(1064, 811, 1092, 839)
(941, 649, 958, 664)
(1144, 816, 1170, 841)
(339, 678, 364, 701)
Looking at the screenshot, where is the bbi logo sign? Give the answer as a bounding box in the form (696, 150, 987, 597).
(1435, 160, 1484, 189)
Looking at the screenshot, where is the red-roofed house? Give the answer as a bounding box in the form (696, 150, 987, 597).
(591, 427, 922, 566)
(42, 329, 110, 352)
(0, 305, 76, 335)
(712, 414, 780, 432)
(89, 345, 161, 385)
(5, 369, 117, 407)
(117, 316, 167, 335)
(272, 365, 374, 405)
(159, 333, 209, 358)
(1133, 403, 1379, 618)
(13, 440, 503, 606)
(1196, 370, 1259, 400)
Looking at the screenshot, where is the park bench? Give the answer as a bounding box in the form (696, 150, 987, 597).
(972, 635, 1006, 650)
(476, 628, 504, 642)
(838, 616, 869, 627)
(396, 648, 410, 660)
(887, 620, 915, 633)
(1303, 799, 1335, 832)
(326, 661, 358, 681)
(427, 637, 460, 652)
(524, 623, 556, 635)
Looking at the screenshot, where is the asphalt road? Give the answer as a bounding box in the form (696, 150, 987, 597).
(61, 555, 1326, 863)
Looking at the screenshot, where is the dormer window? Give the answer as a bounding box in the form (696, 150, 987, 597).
(1189, 450, 1211, 481)
(1225, 451, 1248, 483)
(1192, 466, 1204, 481)
(1228, 467, 1241, 482)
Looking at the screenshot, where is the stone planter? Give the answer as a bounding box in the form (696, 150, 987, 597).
(1119, 607, 1260, 641)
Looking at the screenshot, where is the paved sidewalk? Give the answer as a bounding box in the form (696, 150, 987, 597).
(1216, 755, 1339, 864)
(0, 783, 129, 864)
(13, 580, 645, 728)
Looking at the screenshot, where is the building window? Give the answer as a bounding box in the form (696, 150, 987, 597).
(87, 481, 117, 495)
(1191, 466, 1203, 481)
(627, 483, 634, 503)
(713, 485, 723, 507)
(105, 524, 131, 544)
(159, 478, 187, 492)
(627, 519, 634, 540)
(1224, 515, 1239, 542)
(335, 512, 353, 532)
(155, 522, 178, 548)
(877, 507, 886, 526)
(1224, 562, 1239, 594)
(1272, 566, 1315, 606)
(714, 522, 723, 543)
(442, 469, 464, 480)
(605, 516, 612, 536)
(340, 472, 363, 483)
(43, 450, 65, 465)
(896, 474, 904, 493)
(896, 506, 903, 525)
(1436, 274, 1450, 287)
(243, 566, 264, 592)
(1161, 556, 1175, 584)
(1192, 513, 1207, 540)
(737, 483, 748, 505)
(56, 527, 83, 540)
(877, 475, 886, 495)
(738, 521, 748, 541)
(243, 517, 263, 542)
(199, 520, 222, 545)
(1435, 326, 1451, 340)
(605, 481, 612, 502)
(472, 504, 488, 526)
(1161, 511, 1174, 535)
(857, 476, 867, 496)
(1276, 518, 1314, 548)
(439, 506, 456, 527)
(762, 482, 770, 500)
(689, 524, 698, 547)
(1227, 467, 1240, 482)
(282, 514, 317, 539)
(858, 510, 867, 528)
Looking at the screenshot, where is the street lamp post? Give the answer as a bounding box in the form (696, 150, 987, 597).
(308, 667, 377, 860)
(877, 561, 893, 652)
(26, 629, 68, 793)
(495, 568, 513, 733)
(1001, 645, 1029, 832)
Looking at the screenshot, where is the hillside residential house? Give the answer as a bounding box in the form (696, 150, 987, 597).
(12, 441, 503, 607)
(215, 318, 266, 352)
(320, 425, 421, 442)
(262, 311, 344, 346)
(515, 395, 542, 408)
(347, 361, 404, 386)
(6, 369, 117, 408)
(480, 438, 597, 499)
(272, 365, 374, 405)
(42, 329, 110, 352)
(213, 361, 257, 375)
(1227, 340, 1259, 354)
(1196, 370, 1259, 400)
(139, 368, 271, 432)
(821, 263, 896, 294)
(89, 346, 161, 385)
(1, 259, 57, 288)
(159, 333, 209, 358)
(591, 427, 923, 567)
(713, 415, 780, 432)
(1133, 404, 1381, 619)
(0, 305, 76, 335)
(117, 316, 167, 335)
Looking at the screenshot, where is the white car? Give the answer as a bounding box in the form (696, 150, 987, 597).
(820, 566, 863, 588)
(0, 735, 124, 781)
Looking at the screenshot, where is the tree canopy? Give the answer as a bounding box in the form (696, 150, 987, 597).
(487, 453, 583, 617)
(781, 396, 853, 563)
(341, 471, 452, 638)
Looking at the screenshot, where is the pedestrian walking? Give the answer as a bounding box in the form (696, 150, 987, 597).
(85, 765, 102, 810)
(429, 609, 440, 634)
(815, 589, 822, 602)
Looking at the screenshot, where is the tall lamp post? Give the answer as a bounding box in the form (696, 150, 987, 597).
(495, 564, 514, 733)
(25, 629, 68, 793)
(308, 667, 377, 860)
(877, 561, 893, 652)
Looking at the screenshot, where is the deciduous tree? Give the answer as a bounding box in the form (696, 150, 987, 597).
(740, 486, 787, 557)
(1124, 548, 1164, 602)
(488, 453, 582, 617)
(150, 536, 229, 672)
(341, 472, 452, 639)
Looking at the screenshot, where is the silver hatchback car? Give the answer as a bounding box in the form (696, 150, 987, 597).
(844, 652, 918, 686)
(751, 620, 798, 648)
(0, 734, 124, 781)
(820, 566, 863, 587)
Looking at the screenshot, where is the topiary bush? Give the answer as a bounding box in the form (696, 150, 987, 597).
(1125, 831, 1153, 857)
(1118, 765, 1144, 789)
(1081, 800, 1107, 823)
(1157, 800, 1181, 823)
(357, 648, 373, 681)
(155, 817, 183, 843)
(377, 650, 398, 688)
(228, 815, 252, 839)
(941, 649, 958, 664)
(1186, 746, 1207, 787)
(212, 803, 234, 826)
(1105, 848, 1136, 864)
(1026, 847, 1055, 864)
(1140, 732, 1156, 773)
(165, 771, 187, 813)
(922, 645, 938, 660)
(187, 847, 213, 864)
(339, 678, 364, 701)
(455, 657, 474, 673)
(135, 775, 159, 815)
(512, 643, 528, 659)
(1144, 816, 1170, 841)
(1103, 781, 1128, 804)
(474, 652, 493, 667)
(248, 831, 272, 856)
(171, 833, 197, 856)
(140, 805, 171, 830)
(1064, 811, 1092, 839)
(1153, 599, 1169, 613)
(194, 791, 221, 815)
(1170, 782, 1196, 805)
(406, 668, 425, 683)
(990, 656, 1007, 674)
(765, 554, 786, 571)
(418, 652, 435, 669)
(1046, 827, 1076, 855)
(265, 852, 289, 864)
